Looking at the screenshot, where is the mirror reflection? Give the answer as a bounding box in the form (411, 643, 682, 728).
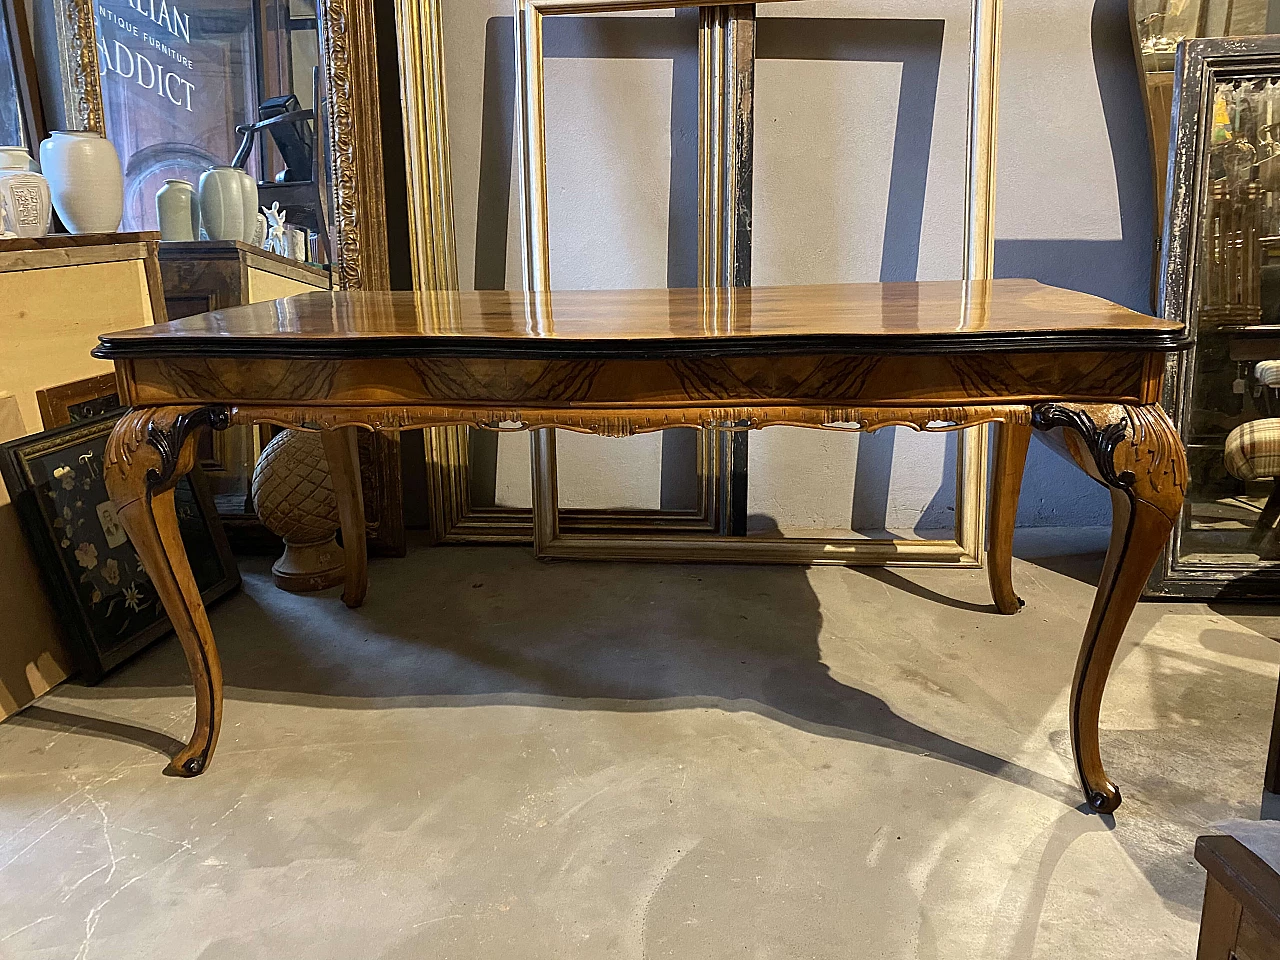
(1182, 77, 1280, 564)
(0, 10, 27, 147)
(1131, 7, 1280, 581)
(93, 0, 328, 259)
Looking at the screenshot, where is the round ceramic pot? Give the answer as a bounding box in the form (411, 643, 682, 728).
(236, 169, 259, 243)
(38, 131, 123, 233)
(0, 147, 38, 172)
(0, 171, 51, 237)
(156, 179, 199, 241)
(198, 166, 248, 241)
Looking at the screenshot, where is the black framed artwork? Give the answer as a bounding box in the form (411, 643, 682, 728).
(0, 411, 240, 681)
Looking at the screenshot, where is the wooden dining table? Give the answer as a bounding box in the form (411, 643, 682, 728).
(94, 278, 1187, 814)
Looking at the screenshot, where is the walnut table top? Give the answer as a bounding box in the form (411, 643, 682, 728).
(94, 279, 1183, 360)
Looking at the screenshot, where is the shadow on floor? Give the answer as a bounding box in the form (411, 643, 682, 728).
(30, 528, 1094, 813)
(23, 534, 1280, 916)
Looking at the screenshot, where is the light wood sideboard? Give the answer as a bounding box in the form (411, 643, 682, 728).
(0, 232, 165, 719)
(0, 232, 164, 435)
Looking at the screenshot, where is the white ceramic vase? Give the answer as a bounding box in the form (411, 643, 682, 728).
(0, 147, 38, 173)
(39, 131, 123, 234)
(196, 167, 259, 243)
(156, 179, 199, 241)
(198, 167, 249, 241)
(0, 171, 51, 238)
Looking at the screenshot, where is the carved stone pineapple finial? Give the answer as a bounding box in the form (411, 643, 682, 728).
(251, 430, 345, 592)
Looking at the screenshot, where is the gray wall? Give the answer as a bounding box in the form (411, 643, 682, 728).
(438, 0, 1155, 532)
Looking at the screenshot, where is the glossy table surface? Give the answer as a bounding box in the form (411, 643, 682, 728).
(94, 279, 1185, 360)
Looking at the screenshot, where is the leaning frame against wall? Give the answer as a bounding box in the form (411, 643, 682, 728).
(513, 0, 1001, 564)
(402, 0, 740, 544)
(33, 0, 103, 133)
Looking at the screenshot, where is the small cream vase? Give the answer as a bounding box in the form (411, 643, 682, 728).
(156, 179, 199, 241)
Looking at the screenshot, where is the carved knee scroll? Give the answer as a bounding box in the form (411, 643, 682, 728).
(1031, 402, 1186, 813)
(105, 407, 231, 776)
(105, 407, 231, 506)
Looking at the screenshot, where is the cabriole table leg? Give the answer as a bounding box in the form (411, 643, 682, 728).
(105, 406, 231, 777)
(1031, 401, 1186, 813)
(321, 426, 368, 609)
(988, 418, 1032, 614)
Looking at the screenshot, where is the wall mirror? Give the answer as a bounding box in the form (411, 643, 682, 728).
(404, 0, 1001, 565)
(1133, 0, 1280, 245)
(32, 0, 397, 283)
(90, 0, 325, 237)
(31, 0, 406, 554)
(1153, 34, 1280, 597)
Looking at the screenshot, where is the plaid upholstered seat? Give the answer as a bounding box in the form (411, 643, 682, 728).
(1257, 361, 1280, 387)
(1225, 419, 1280, 481)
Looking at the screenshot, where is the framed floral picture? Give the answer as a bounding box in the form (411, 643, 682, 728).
(0, 411, 239, 681)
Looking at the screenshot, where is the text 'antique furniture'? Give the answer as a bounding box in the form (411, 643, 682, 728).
(94, 278, 1186, 814)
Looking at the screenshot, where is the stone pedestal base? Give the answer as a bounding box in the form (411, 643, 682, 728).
(270, 535, 345, 592)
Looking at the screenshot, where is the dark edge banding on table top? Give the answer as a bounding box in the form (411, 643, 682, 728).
(93, 328, 1192, 362)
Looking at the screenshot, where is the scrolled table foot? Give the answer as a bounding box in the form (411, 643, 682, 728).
(105, 407, 231, 777)
(988, 418, 1032, 615)
(170, 753, 210, 778)
(1087, 783, 1121, 814)
(1032, 401, 1186, 814)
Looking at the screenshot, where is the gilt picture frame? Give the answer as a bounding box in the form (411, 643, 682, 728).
(36, 0, 392, 286)
(396, 0, 735, 543)
(29, 0, 103, 134)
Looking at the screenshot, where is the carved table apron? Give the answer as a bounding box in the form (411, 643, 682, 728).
(93, 280, 1188, 814)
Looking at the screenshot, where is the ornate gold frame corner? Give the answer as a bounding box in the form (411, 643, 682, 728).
(36, 0, 104, 133)
(319, 0, 393, 292)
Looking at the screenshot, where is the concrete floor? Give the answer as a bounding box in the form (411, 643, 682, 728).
(1, 537, 1279, 959)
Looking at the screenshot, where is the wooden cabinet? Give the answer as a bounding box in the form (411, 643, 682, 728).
(0, 232, 165, 720)
(1197, 833, 1280, 960)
